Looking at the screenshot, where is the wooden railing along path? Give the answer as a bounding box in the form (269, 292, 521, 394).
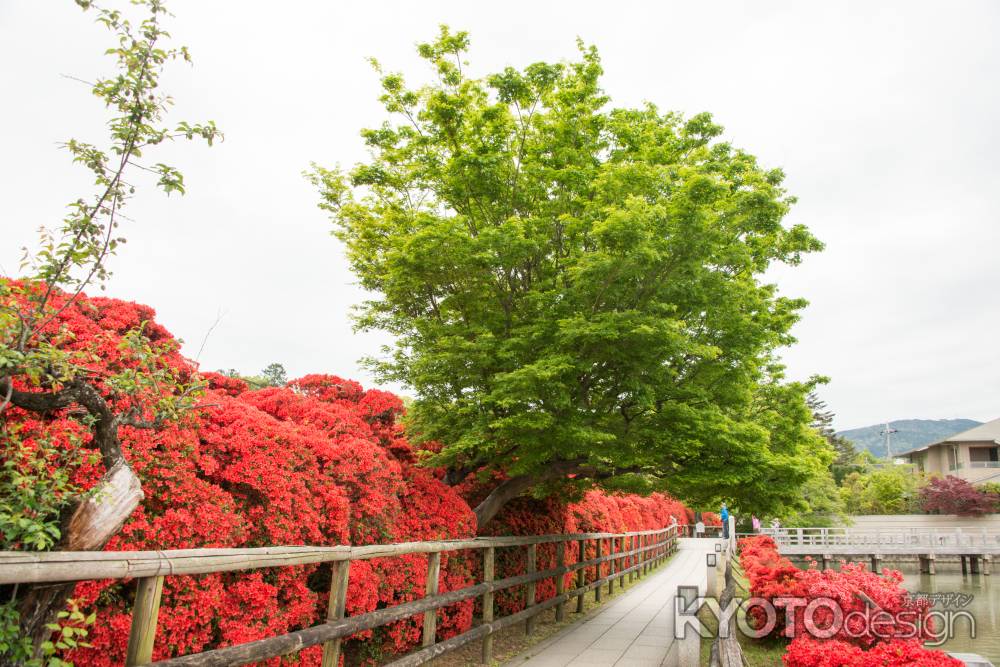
(1, 526, 679, 667)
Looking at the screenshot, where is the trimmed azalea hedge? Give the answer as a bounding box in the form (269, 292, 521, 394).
(3, 290, 693, 665)
(737, 536, 962, 666)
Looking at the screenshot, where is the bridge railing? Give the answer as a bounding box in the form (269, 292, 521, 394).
(757, 526, 1000, 550)
(677, 524, 724, 538)
(1, 525, 679, 667)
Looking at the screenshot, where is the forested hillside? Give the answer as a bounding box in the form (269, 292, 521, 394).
(838, 418, 982, 457)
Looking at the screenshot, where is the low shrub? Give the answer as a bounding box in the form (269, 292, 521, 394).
(919, 475, 997, 516)
(783, 637, 963, 666)
(738, 535, 942, 664)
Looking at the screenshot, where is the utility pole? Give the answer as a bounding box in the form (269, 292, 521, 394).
(881, 422, 898, 461)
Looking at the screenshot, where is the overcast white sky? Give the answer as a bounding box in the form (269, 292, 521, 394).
(2, 1, 998, 431)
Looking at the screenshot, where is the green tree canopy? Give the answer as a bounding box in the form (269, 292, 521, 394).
(840, 464, 924, 515)
(312, 27, 828, 526)
(221, 362, 289, 389)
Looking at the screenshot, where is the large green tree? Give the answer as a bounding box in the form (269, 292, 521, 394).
(312, 28, 828, 527)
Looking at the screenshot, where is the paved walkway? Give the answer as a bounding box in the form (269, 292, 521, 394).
(505, 538, 720, 667)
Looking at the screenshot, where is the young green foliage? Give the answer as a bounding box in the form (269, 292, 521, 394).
(1, 0, 218, 549)
(313, 27, 828, 524)
(1, 0, 218, 658)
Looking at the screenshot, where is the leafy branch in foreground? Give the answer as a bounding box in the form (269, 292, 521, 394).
(1, 0, 219, 660)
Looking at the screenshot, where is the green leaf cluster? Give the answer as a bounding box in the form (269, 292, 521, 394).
(1, 599, 94, 667)
(840, 462, 925, 515)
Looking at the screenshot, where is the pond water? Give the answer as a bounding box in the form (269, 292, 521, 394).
(901, 570, 1000, 663)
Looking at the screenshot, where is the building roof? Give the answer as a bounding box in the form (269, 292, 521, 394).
(896, 417, 1000, 458)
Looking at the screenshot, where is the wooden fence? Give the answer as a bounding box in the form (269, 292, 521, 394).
(1, 525, 679, 667)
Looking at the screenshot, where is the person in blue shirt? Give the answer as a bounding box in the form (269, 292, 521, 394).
(720, 503, 730, 539)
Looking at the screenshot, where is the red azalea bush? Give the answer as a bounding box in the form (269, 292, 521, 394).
(702, 511, 722, 526)
(4, 289, 692, 665)
(919, 475, 997, 516)
(783, 637, 963, 667)
(3, 291, 478, 665)
(739, 536, 932, 647)
(739, 537, 949, 666)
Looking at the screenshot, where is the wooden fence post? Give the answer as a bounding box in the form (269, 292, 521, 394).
(481, 547, 495, 664)
(422, 552, 441, 647)
(595, 539, 603, 602)
(629, 535, 636, 582)
(608, 537, 616, 594)
(555, 541, 566, 622)
(618, 536, 626, 588)
(125, 575, 164, 666)
(320, 560, 350, 667)
(635, 536, 641, 579)
(525, 544, 538, 635)
(575, 540, 586, 613)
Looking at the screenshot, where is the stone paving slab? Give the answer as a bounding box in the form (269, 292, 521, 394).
(504, 538, 720, 667)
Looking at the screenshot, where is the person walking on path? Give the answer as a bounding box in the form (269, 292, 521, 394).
(720, 503, 730, 539)
(751, 514, 761, 532)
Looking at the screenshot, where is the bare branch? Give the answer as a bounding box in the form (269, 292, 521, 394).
(195, 307, 227, 361)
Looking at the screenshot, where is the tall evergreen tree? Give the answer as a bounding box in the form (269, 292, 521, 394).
(807, 391, 860, 484)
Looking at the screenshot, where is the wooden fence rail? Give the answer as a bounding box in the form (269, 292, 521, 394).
(1, 526, 679, 667)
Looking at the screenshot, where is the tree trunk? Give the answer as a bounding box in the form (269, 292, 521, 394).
(472, 474, 539, 528)
(18, 460, 143, 657)
(472, 460, 584, 529)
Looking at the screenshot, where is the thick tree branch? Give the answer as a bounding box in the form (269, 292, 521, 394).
(472, 459, 645, 529)
(2, 377, 124, 467)
(2, 375, 145, 656)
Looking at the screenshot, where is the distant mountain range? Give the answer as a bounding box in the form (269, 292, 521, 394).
(837, 419, 983, 458)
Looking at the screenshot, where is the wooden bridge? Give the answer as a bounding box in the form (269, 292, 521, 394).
(2, 525, 686, 667)
(762, 526, 1000, 575)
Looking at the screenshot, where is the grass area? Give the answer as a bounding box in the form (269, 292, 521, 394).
(427, 559, 673, 666)
(698, 565, 788, 666)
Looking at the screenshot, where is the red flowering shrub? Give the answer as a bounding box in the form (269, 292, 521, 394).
(919, 475, 997, 516)
(482, 491, 691, 615)
(783, 637, 963, 666)
(702, 511, 722, 527)
(738, 537, 947, 666)
(4, 289, 690, 665)
(3, 292, 477, 665)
